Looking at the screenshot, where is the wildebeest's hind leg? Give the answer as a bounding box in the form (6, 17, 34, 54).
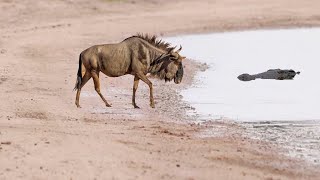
(75, 72, 92, 108)
(91, 70, 112, 107)
(132, 75, 140, 108)
(136, 73, 155, 108)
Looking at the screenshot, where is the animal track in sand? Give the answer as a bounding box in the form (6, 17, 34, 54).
(0, 77, 8, 85)
(0, 66, 9, 85)
(12, 23, 71, 34)
(15, 111, 48, 120)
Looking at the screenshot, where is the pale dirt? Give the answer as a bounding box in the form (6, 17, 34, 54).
(1, 0, 320, 179)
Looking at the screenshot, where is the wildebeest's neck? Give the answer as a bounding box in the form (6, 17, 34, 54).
(132, 37, 171, 75)
(148, 48, 169, 74)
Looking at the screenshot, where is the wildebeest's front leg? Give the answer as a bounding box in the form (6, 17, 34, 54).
(91, 70, 112, 107)
(132, 75, 140, 108)
(136, 73, 155, 108)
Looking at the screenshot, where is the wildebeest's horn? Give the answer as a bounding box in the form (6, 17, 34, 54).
(176, 45, 182, 53)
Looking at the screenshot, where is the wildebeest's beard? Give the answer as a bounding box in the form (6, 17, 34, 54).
(165, 75, 172, 82)
(158, 63, 174, 82)
(154, 63, 177, 82)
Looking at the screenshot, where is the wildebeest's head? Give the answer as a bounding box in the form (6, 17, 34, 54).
(163, 45, 186, 84)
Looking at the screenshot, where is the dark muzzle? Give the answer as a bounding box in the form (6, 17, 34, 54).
(174, 63, 184, 84)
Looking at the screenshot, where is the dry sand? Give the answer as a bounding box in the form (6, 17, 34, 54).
(1, 0, 320, 179)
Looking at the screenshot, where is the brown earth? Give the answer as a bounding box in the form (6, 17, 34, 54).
(1, 0, 320, 179)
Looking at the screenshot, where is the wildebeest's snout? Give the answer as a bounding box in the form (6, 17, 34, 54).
(174, 63, 184, 84)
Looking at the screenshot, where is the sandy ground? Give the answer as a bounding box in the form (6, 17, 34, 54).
(1, 0, 320, 179)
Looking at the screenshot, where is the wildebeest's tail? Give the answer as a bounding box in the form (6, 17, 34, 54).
(73, 54, 82, 91)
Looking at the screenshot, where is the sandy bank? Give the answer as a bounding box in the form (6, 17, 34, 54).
(1, 0, 320, 179)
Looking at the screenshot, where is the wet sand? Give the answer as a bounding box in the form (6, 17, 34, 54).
(1, 0, 320, 179)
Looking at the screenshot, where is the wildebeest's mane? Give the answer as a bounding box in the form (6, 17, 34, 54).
(124, 33, 175, 53)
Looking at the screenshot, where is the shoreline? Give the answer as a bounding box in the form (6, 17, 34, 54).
(169, 29, 320, 166)
(1, 0, 320, 179)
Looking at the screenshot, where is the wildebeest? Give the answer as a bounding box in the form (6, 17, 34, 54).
(74, 34, 186, 108)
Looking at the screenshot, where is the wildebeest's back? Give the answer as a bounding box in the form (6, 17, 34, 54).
(95, 43, 132, 77)
(81, 37, 153, 77)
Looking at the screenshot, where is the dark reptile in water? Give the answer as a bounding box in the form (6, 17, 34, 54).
(238, 69, 300, 81)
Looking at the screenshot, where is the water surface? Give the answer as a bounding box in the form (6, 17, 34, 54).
(165, 28, 320, 165)
(166, 28, 320, 121)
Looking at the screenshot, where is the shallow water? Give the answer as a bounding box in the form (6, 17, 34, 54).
(165, 28, 320, 165)
(165, 28, 320, 121)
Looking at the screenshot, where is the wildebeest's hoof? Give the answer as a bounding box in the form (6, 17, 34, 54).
(150, 104, 155, 108)
(105, 103, 112, 107)
(134, 105, 140, 109)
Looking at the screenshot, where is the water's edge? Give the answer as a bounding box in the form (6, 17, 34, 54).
(164, 28, 320, 165)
